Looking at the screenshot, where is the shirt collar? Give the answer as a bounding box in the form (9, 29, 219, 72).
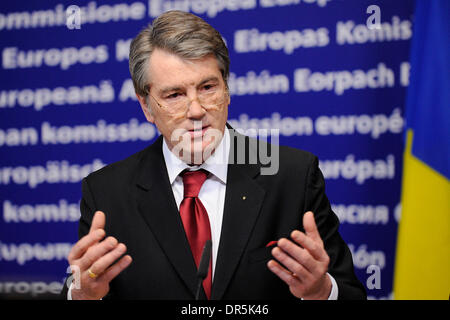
(162, 127, 230, 185)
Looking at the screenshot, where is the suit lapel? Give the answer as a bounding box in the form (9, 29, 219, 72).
(211, 129, 266, 300)
(134, 136, 200, 298)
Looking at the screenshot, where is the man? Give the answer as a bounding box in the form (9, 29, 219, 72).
(63, 10, 366, 300)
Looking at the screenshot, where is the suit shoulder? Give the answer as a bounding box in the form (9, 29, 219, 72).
(235, 130, 317, 174)
(84, 144, 151, 185)
(277, 144, 317, 169)
(239, 130, 316, 167)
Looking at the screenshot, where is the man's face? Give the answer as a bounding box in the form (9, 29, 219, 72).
(137, 49, 230, 164)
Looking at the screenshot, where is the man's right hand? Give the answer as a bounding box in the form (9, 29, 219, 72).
(67, 211, 132, 300)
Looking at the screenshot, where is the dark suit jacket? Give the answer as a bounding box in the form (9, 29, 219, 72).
(62, 126, 366, 300)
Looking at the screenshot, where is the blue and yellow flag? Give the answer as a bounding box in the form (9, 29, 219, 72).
(394, 0, 450, 300)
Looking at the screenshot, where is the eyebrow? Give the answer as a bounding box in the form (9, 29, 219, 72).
(158, 76, 220, 95)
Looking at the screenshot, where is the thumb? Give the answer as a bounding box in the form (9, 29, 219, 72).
(303, 211, 321, 241)
(89, 211, 106, 234)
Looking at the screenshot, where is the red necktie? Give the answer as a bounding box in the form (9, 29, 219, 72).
(179, 169, 212, 299)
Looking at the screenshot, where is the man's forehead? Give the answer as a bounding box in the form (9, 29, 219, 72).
(148, 50, 222, 91)
(156, 76, 221, 94)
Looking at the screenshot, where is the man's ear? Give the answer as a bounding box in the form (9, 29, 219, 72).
(136, 93, 155, 123)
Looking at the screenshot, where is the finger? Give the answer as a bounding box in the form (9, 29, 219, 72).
(277, 238, 317, 273)
(78, 236, 118, 271)
(291, 230, 327, 262)
(68, 229, 105, 262)
(271, 247, 310, 281)
(89, 211, 106, 234)
(100, 255, 132, 283)
(303, 211, 322, 243)
(89, 243, 127, 276)
(267, 259, 302, 288)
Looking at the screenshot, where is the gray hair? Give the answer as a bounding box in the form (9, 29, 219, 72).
(129, 10, 230, 98)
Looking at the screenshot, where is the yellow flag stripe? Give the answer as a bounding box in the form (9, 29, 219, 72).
(394, 130, 450, 299)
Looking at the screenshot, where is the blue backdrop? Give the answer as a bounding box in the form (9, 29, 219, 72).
(0, 0, 414, 299)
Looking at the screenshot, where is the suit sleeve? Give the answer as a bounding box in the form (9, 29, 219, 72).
(78, 177, 97, 239)
(58, 178, 97, 299)
(303, 155, 367, 300)
(78, 177, 116, 300)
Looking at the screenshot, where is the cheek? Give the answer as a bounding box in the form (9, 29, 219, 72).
(154, 115, 183, 138)
(217, 107, 228, 126)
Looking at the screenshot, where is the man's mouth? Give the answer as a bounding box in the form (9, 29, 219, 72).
(188, 125, 210, 138)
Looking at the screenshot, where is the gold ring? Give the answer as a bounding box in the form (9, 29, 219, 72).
(88, 268, 98, 279)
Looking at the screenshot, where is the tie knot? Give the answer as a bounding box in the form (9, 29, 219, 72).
(181, 169, 208, 198)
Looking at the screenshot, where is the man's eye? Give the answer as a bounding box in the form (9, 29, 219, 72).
(167, 93, 180, 99)
(203, 84, 215, 91)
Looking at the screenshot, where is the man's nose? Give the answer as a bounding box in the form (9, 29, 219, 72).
(186, 95, 206, 119)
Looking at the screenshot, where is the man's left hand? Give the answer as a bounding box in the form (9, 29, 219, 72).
(267, 211, 332, 300)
